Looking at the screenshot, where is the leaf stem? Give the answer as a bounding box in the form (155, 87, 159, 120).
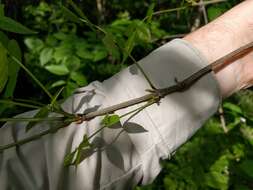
(0, 99, 41, 109)
(0, 117, 75, 152)
(0, 117, 64, 122)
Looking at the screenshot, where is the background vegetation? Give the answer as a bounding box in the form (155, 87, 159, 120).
(0, 0, 253, 189)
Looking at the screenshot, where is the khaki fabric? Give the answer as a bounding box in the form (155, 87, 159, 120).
(0, 39, 221, 190)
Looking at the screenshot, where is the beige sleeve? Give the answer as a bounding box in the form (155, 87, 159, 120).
(0, 39, 221, 190)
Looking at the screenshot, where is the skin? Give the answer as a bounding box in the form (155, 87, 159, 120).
(184, 0, 253, 98)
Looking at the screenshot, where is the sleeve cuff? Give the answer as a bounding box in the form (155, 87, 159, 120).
(102, 38, 221, 184)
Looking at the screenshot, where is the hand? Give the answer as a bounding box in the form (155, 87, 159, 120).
(184, 0, 253, 97)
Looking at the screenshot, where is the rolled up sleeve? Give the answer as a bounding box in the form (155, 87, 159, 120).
(0, 39, 221, 190)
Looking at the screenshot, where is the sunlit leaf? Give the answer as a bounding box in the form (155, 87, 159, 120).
(101, 114, 121, 128)
(223, 102, 243, 115)
(79, 134, 90, 149)
(75, 147, 94, 165)
(45, 64, 69, 75)
(207, 7, 224, 21)
(64, 150, 77, 167)
(50, 80, 66, 89)
(24, 38, 44, 52)
(204, 171, 228, 190)
(136, 22, 151, 42)
(40, 48, 53, 66)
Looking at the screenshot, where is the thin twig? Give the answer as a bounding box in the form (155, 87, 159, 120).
(0, 99, 41, 109)
(81, 41, 253, 121)
(218, 106, 228, 133)
(200, 0, 209, 24)
(1, 41, 253, 152)
(143, 0, 227, 21)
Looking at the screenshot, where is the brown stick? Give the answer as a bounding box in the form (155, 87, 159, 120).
(81, 41, 253, 121)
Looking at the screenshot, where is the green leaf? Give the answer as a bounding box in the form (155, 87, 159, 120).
(239, 160, 253, 179)
(45, 64, 69, 75)
(70, 72, 87, 86)
(40, 48, 53, 66)
(4, 40, 21, 97)
(64, 150, 77, 167)
(63, 56, 80, 71)
(0, 16, 36, 34)
(204, 171, 228, 190)
(79, 135, 90, 148)
(101, 114, 121, 128)
(223, 102, 243, 115)
(24, 38, 44, 52)
(26, 106, 50, 131)
(53, 45, 72, 62)
(207, 7, 224, 21)
(122, 31, 136, 63)
(136, 22, 151, 42)
(50, 80, 66, 89)
(123, 122, 148, 133)
(75, 148, 94, 165)
(146, 3, 155, 23)
(0, 42, 8, 93)
(74, 134, 93, 165)
(76, 49, 94, 60)
(93, 49, 107, 62)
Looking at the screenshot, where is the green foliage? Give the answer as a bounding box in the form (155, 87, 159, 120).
(1, 0, 252, 189)
(138, 96, 253, 190)
(102, 114, 121, 127)
(207, 6, 227, 21)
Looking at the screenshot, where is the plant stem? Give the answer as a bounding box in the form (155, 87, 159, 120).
(0, 99, 41, 109)
(143, 0, 226, 21)
(0, 117, 64, 122)
(13, 98, 46, 106)
(0, 117, 75, 152)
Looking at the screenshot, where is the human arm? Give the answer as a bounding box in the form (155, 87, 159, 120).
(184, 0, 253, 97)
